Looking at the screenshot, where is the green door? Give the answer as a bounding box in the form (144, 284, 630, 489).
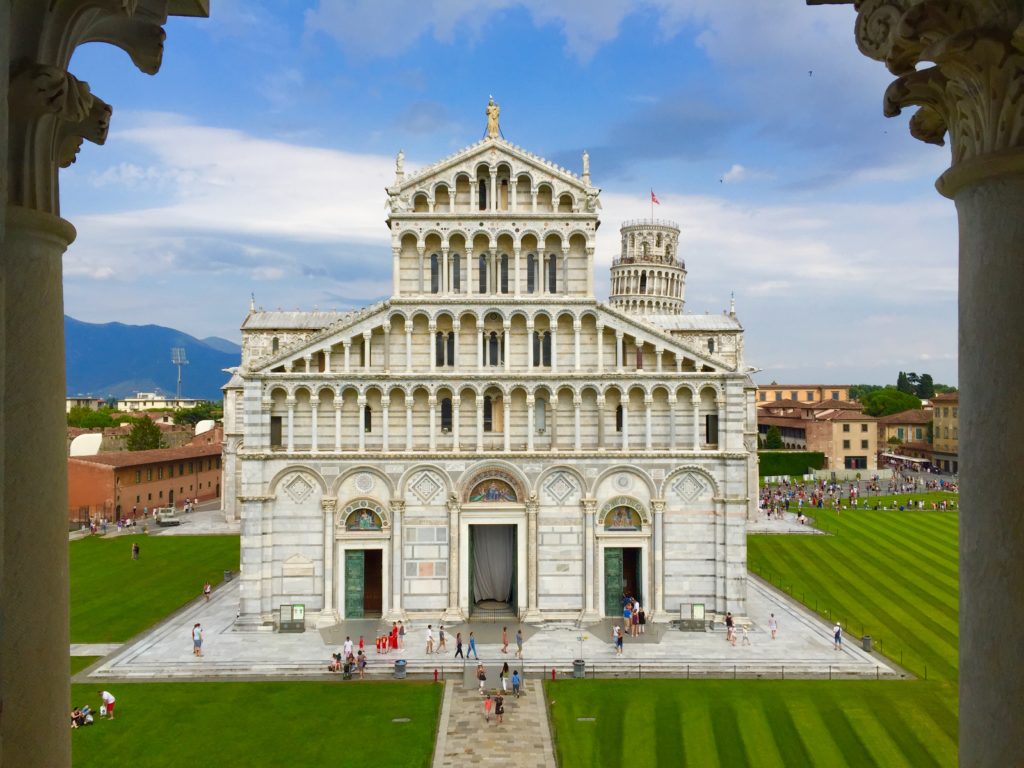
(345, 550, 365, 618)
(604, 548, 624, 617)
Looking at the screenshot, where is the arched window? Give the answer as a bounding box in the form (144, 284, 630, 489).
(446, 332, 455, 366)
(440, 397, 453, 431)
(639, 272, 647, 294)
(435, 331, 446, 366)
(547, 255, 558, 293)
(656, 233, 662, 248)
(271, 337, 279, 353)
(708, 338, 715, 354)
(488, 332, 500, 366)
(478, 179, 488, 210)
(615, 404, 624, 432)
(451, 254, 461, 292)
(499, 254, 509, 293)
(535, 397, 547, 432)
(483, 396, 494, 432)
(363, 405, 372, 433)
(478, 254, 488, 294)
(527, 254, 537, 293)
(542, 331, 552, 366)
(430, 253, 440, 293)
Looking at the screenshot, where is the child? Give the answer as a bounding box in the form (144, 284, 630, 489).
(511, 669, 521, 698)
(483, 695, 493, 723)
(741, 626, 751, 646)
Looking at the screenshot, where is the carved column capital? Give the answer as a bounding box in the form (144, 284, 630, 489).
(320, 497, 337, 513)
(580, 497, 598, 516)
(446, 495, 461, 515)
(389, 500, 406, 515)
(827, 0, 1024, 194)
(651, 499, 667, 515)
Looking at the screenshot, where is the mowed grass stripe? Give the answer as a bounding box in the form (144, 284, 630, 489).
(846, 514, 959, 574)
(681, 695, 719, 766)
(819, 697, 877, 766)
(783, 692, 849, 765)
(870, 690, 951, 767)
(654, 696, 686, 768)
(735, 699, 786, 768)
(752, 541, 957, 680)
(841, 698, 920, 768)
(709, 700, 747, 767)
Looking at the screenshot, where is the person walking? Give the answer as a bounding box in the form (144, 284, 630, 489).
(468, 631, 479, 660)
(515, 627, 524, 659)
(613, 624, 623, 655)
(343, 636, 354, 659)
(725, 612, 735, 643)
(494, 694, 504, 725)
(438, 624, 447, 652)
(501, 626, 509, 654)
(130, 541, 139, 561)
(425, 624, 434, 654)
(768, 613, 778, 640)
(192, 623, 203, 657)
(500, 661, 510, 692)
(511, 669, 521, 698)
(203, 581, 212, 601)
(398, 621, 406, 651)
(483, 694, 493, 722)
(357, 650, 367, 679)
(638, 604, 646, 635)
(454, 632, 464, 659)
(833, 623, 843, 650)
(477, 663, 487, 694)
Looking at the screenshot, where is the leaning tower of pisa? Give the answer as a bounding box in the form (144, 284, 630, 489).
(609, 219, 686, 315)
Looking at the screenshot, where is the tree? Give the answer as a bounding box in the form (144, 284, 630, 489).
(173, 401, 222, 426)
(848, 384, 883, 401)
(764, 425, 784, 449)
(933, 383, 958, 394)
(888, 435, 903, 445)
(915, 373, 935, 399)
(126, 418, 165, 451)
(896, 371, 915, 395)
(861, 387, 921, 417)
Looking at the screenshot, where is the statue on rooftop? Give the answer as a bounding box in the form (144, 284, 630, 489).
(486, 96, 500, 138)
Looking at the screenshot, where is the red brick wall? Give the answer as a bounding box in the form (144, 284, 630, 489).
(116, 455, 222, 515)
(67, 460, 115, 523)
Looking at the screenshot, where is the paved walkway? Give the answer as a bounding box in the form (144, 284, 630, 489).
(86, 575, 900, 681)
(747, 511, 825, 534)
(432, 680, 555, 768)
(71, 643, 121, 657)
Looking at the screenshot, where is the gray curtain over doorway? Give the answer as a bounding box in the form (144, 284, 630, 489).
(472, 525, 514, 602)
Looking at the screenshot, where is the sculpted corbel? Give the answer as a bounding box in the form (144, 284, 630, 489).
(9, 64, 94, 122)
(82, 13, 167, 74)
(57, 93, 112, 168)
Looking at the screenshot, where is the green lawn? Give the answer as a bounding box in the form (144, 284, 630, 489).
(71, 681, 441, 768)
(748, 506, 958, 682)
(547, 679, 957, 768)
(71, 535, 239, 642)
(71, 657, 100, 676)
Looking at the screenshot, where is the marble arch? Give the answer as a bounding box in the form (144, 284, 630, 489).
(268, 465, 328, 496)
(460, 462, 529, 504)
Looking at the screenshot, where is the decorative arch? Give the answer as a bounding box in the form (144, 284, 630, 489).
(268, 466, 328, 500)
(461, 463, 528, 504)
(661, 466, 720, 503)
(593, 466, 657, 499)
(333, 466, 394, 500)
(535, 464, 587, 504)
(397, 463, 453, 502)
(599, 496, 649, 529)
(337, 497, 391, 531)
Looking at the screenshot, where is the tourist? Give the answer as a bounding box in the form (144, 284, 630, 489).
(438, 624, 447, 652)
(630, 601, 640, 637)
(425, 624, 434, 654)
(454, 632, 464, 659)
(130, 542, 139, 561)
(725, 612, 734, 643)
(511, 669, 521, 698)
(398, 621, 405, 650)
(494, 694, 504, 725)
(477, 664, 487, 694)
(468, 631, 479, 659)
(343, 636, 354, 659)
(357, 650, 367, 679)
(500, 661, 510, 692)
(768, 613, 778, 640)
(358, 635, 364, 654)
(192, 623, 203, 657)
(741, 626, 751, 646)
(390, 622, 399, 652)
(329, 651, 342, 672)
(638, 604, 646, 634)
(203, 581, 211, 601)
(501, 626, 509, 654)
(613, 624, 623, 655)
(515, 628, 524, 659)
(98, 690, 116, 720)
(833, 623, 843, 650)
(483, 694, 493, 721)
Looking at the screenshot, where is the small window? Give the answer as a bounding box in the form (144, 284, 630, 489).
(440, 398, 453, 431)
(270, 416, 283, 448)
(483, 396, 493, 432)
(364, 405, 372, 432)
(759, 392, 766, 401)
(952, 407, 958, 418)
(179, 463, 185, 475)
(478, 254, 488, 294)
(527, 254, 537, 293)
(451, 254, 461, 292)
(842, 424, 850, 433)
(430, 254, 440, 294)
(774, 392, 781, 401)
(842, 440, 850, 449)
(488, 332, 501, 367)
(168, 465, 174, 478)
(806, 391, 813, 401)
(547, 254, 557, 293)
(500, 254, 509, 294)
(535, 397, 547, 432)
(831, 391, 839, 399)
(148, 493, 152, 501)
(478, 179, 488, 210)
(861, 440, 869, 449)
(188, 462, 194, 474)
(915, 428, 923, 440)
(615, 404, 624, 432)
(861, 423, 868, 432)
(636, 346, 643, 370)
(271, 337, 279, 353)
(704, 414, 719, 445)
(134, 470, 141, 483)
(897, 427, 905, 440)
(216, 458, 221, 469)
(435, 332, 446, 366)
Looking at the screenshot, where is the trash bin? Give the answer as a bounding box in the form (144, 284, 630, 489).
(394, 659, 407, 679)
(223, 570, 233, 582)
(862, 635, 872, 652)
(573, 659, 586, 679)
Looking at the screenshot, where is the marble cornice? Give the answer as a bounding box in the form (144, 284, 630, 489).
(237, 450, 752, 462)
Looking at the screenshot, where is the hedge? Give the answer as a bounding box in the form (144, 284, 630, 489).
(758, 451, 826, 477)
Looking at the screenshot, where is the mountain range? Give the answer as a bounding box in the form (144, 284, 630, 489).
(65, 316, 241, 401)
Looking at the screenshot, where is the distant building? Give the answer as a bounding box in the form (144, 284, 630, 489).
(755, 384, 851, 404)
(66, 396, 106, 413)
(115, 392, 205, 412)
(758, 400, 878, 471)
(67, 426, 223, 523)
(931, 392, 959, 473)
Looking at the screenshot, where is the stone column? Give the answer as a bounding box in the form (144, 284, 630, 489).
(561, 248, 569, 294)
(466, 246, 474, 294)
(428, 322, 437, 372)
(362, 332, 372, 371)
(503, 396, 511, 451)
(503, 321, 511, 372)
(597, 324, 604, 372)
(550, 326, 559, 373)
(513, 246, 522, 296)
(383, 327, 391, 373)
(656, 349, 663, 373)
(644, 394, 653, 450)
(453, 396, 461, 452)
(668, 394, 677, 450)
(476, 396, 484, 452)
(323, 348, 332, 373)
(382, 401, 390, 452)
(692, 402, 701, 451)
(596, 395, 605, 451)
(390, 501, 406, 620)
(527, 320, 535, 367)
(357, 395, 366, 452)
(490, 169, 497, 211)
(441, 247, 449, 294)
(539, 253, 546, 293)
(523, 495, 542, 621)
(405, 395, 414, 452)
(428, 394, 437, 452)
(581, 498, 599, 621)
(527, 394, 535, 451)
(621, 397, 629, 451)
(320, 498, 337, 620)
(392, 245, 402, 297)
(405, 327, 413, 372)
(343, 340, 351, 373)
(310, 398, 319, 452)
(443, 496, 464, 621)
(477, 328, 484, 371)
(573, 319, 582, 370)
(573, 396, 582, 451)
(286, 398, 296, 452)
(652, 499, 666, 618)
(616, 331, 624, 371)
(334, 400, 343, 452)
(452, 320, 460, 368)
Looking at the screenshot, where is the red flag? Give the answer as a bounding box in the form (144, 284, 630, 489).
(650, 190, 660, 205)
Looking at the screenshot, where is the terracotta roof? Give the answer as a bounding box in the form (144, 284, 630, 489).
(68, 441, 221, 468)
(813, 400, 862, 411)
(758, 384, 851, 389)
(816, 410, 877, 422)
(930, 392, 959, 402)
(757, 416, 808, 429)
(878, 408, 932, 425)
(758, 399, 806, 409)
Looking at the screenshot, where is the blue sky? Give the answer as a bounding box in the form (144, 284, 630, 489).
(60, 0, 958, 385)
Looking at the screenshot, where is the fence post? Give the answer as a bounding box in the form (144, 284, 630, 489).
(829, 665, 832, 681)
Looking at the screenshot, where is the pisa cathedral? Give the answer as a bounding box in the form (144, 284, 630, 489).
(223, 108, 757, 627)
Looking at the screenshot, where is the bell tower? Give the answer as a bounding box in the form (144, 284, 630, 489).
(609, 219, 686, 315)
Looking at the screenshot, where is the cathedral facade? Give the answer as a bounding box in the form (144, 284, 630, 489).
(223, 114, 757, 627)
